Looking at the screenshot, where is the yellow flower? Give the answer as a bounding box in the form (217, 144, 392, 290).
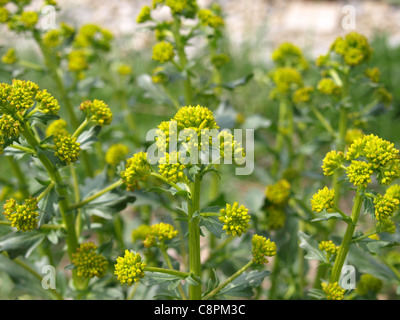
(311, 187, 336, 213)
(356, 274, 382, 296)
(131, 224, 152, 243)
(0, 7, 9, 23)
(0, 114, 23, 138)
(35, 89, 60, 115)
(2, 79, 39, 113)
(143, 222, 178, 248)
(46, 119, 67, 137)
(374, 194, 399, 221)
(219, 202, 250, 237)
(2, 48, 17, 64)
(272, 42, 308, 69)
(158, 151, 188, 184)
(319, 240, 339, 258)
(117, 64, 133, 76)
(53, 131, 81, 165)
(317, 78, 341, 96)
(218, 130, 245, 164)
(198, 9, 224, 28)
(105, 143, 130, 166)
(79, 99, 113, 126)
(293, 86, 314, 104)
(173, 105, 219, 133)
(68, 50, 88, 73)
(330, 32, 372, 66)
(42, 29, 61, 48)
(345, 128, 364, 146)
(114, 250, 146, 286)
(3, 197, 38, 232)
(136, 5, 152, 23)
(121, 152, 152, 191)
(270, 67, 303, 98)
(322, 282, 345, 300)
(265, 179, 291, 207)
(385, 184, 400, 201)
(151, 67, 168, 84)
(71, 242, 108, 278)
(20, 11, 38, 28)
(322, 150, 345, 176)
(251, 234, 277, 264)
(152, 41, 175, 63)
(74, 24, 113, 51)
(365, 67, 380, 83)
(346, 160, 373, 188)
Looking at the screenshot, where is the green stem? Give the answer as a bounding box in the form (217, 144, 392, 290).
(310, 105, 337, 138)
(7, 157, 29, 198)
(0, 220, 64, 230)
(188, 176, 202, 300)
(202, 260, 254, 300)
(145, 266, 189, 278)
(71, 118, 90, 139)
(272, 98, 287, 177)
(172, 16, 193, 105)
(68, 179, 123, 211)
(150, 172, 186, 193)
(9, 144, 36, 154)
(37, 181, 55, 202)
(330, 187, 364, 283)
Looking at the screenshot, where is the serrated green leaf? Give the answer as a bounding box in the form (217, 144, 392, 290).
(311, 212, 343, 222)
(77, 125, 102, 150)
(0, 232, 45, 259)
(298, 231, 327, 262)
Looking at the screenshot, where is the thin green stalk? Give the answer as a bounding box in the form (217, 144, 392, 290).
(330, 187, 364, 283)
(68, 179, 123, 211)
(188, 176, 202, 300)
(70, 165, 82, 238)
(145, 266, 189, 278)
(172, 16, 193, 105)
(203, 260, 254, 300)
(272, 98, 288, 177)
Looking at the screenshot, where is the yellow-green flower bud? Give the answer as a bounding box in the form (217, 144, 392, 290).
(42, 29, 61, 48)
(331, 32, 372, 67)
(265, 179, 291, 207)
(322, 150, 345, 176)
(218, 130, 245, 164)
(198, 9, 224, 28)
(386, 184, 400, 201)
(2, 48, 17, 64)
(79, 99, 113, 126)
(345, 128, 364, 146)
(319, 240, 339, 258)
(46, 119, 67, 137)
(20, 11, 38, 28)
(317, 78, 341, 96)
(114, 250, 146, 286)
(158, 151, 188, 184)
(3, 197, 38, 232)
(3, 79, 39, 113)
(173, 105, 219, 133)
(356, 274, 383, 296)
(68, 50, 88, 73)
(251, 234, 277, 264)
(117, 64, 133, 76)
(219, 202, 250, 237)
(131, 224, 152, 243)
(322, 282, 345, 300)
(71, 242, 108, 278)
(374, 194, 399, 221)
(270, 67, 303, 98)
(35, 89, 60, 115)
(152, 41, 175, 63)
(151, 67, 168, 84)
(365, 67, 380, 83)
(293, 86, 314, 104)
(376, 218, 396, 234)
(105, 143, 130, 166)
(311, 186, 336, 213)
(346, 160, 373, 188)
(121, 152, 152, 191)
(136, 5, 151, 23)
(0, 114, 23, 138)
(272, 42, 308, 69)
(53, 131, 81, 165)
(143, 222, 178, 248)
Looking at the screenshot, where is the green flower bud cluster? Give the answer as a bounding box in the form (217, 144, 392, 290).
(251, 234, 277, 264)
(322, 282, 345, 300)
(79, 99, 113, 126)
(272, 42, 308, 69)
(293, 86, 314, 104)
(105, 143, 130, 166)
(53, 131, 81, 165)
(152, 41, 175, 63)
(311, 186, 336, 213)
(356, 274, 383, 297)
(46, 119, 67, 137)
(35, 89, 60, 115)
(114, 250, 146, 286)
(121, 151, 152, 191)
(319, 240, 339, 259)
(2, 197, 38, 232)
(67, 50, 89, 77)
(198, 9, 224, 28)
(158, 151, 188, 184)
(265, 179, 291, 207)
(317, 78, 341, 96)
(373, 194, 399, 221)
(143, 222, 178, 248)
(330, 32, 372, 66)
(219, 202, 250, 237)
(322, 151, 345, 176)
(71, 242, 108, 278)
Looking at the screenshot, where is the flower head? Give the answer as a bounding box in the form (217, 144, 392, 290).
(114, 250, 146, 286)
(158, 151, 188, 184)
(251, 234, 277, 264)
(322, 282, 345, 300)
(53, 131, 81, 165)
(385, 184, 400, 201)
(219, 202, 250, 237)
(218, 130, 245, 164)
(272, 42, 308, 69)
(356, 274, 383, 296)
(105, 143, 130, 166)
(0, 114, 23, 138)
(345, 128, 364, 146)
(2, 80, 39, 113)
(152, 41, 175, 63)
(319, 240, 339, 258)
(330, 32, 372, 66)
(317, 78, 341, 96)
(270, 67, 303, 98)
(143, 222, 178, 248)
(136, 5, 152, 23)
(3, 197, 38, 232)
(131, 224, 152, 243)
(68, 50, 88, 74)
(311, 187, 336, 213)
(293, 86, 314, 104)
(71, 242, 108, 278)
(35, 89, 60, 115)
(2, 48, 17, 64)
(265, 179, 291, 207)
(365, 67, 380, 83)
(121, 152, 152, 191)
(173, 105, 219, 133)
(79, 99, 113, 126)
(322, 151, 345, 176)
(198, 9, 224, 28)
(374, 194, 399, 221)
(46, 119, 67, 137)
(42, 29, 61, 48)
(19, 11, 38, 29)
(117, 64, 133, 76)
(74, 24, 113, 51)
(346, 160, 373, 188)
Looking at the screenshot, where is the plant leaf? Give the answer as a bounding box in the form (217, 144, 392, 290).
(0, 231, 46, 259)
(298, 231, 327, 262)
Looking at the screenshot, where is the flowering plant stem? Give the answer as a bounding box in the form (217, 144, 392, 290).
(188, 176, 202, 300)
(329, 187, 364, 283)
(202, 260, 254, 300)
